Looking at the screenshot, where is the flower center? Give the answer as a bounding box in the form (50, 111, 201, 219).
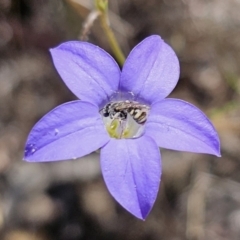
(100, 100, 150, 139)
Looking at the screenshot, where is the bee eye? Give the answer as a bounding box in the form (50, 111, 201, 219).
(119, 112, 127, 119)
(103, 112, 109, 117)
(119, 113, 124, 118)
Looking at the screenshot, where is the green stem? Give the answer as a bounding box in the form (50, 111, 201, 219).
(95, 0, 125, 66)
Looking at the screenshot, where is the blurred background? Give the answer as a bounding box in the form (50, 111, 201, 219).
(0, 0, 240, 239)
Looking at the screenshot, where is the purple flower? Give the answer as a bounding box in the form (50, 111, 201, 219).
(24, 35, 220, 220)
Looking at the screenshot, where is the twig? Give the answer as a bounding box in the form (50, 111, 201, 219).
(95, 0, 125, 66)
(80, 10, 101, 41)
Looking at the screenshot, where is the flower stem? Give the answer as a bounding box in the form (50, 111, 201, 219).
(95, 0, 125, 66)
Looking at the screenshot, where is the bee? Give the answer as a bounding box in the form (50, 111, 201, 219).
(101, 100, 150, 124)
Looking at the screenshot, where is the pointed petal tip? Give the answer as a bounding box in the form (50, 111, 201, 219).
(137, 35, 163, 49)
(49, 47, 57, 59)
(211, 135, 221, 157)
(149, 34, 161, 38)
(22, 156, 32, 162)
(135, 207, 152, 220)
(49, 46, 60, 56)
(144, 34, 162, 41)
(135, 215, 146, 221)
(140, 212, 150, 221)
(22, 153, 37, 162)
(210, 149, 221, 158)
(215, 149, 221, 158)
(49, 42, 73, 52)
(23, 158, 32, 163)
(49, 42, 68, 52)
(129, 209, 149, 220)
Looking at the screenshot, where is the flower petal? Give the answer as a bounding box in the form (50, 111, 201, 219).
(145, 99, 221, 156)
(120, 35, 179, 104)
(50, 41, 120, 106)
(100, 136, 161, 219)
(24, 101, 110, 162)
